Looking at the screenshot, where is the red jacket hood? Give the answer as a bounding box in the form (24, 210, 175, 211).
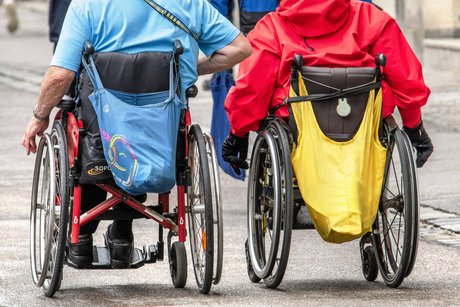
(277, 0, 350, 37)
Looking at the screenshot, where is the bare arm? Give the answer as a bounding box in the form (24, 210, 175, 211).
(21, 66, 75, 155)
(197, 33, 252, 76)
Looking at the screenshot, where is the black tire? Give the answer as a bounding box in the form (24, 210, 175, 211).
(362, 246, 379, 282)
(372, 127, 418, 288)
(169, 241, 187, 288)
(42, 121, 70, 297)
(263, 120, 293, 289)
(404, 128, 420, 278)
(245, 239, 261, 283)
(187, 125, 214, 294)
(247, 130, 281, 280)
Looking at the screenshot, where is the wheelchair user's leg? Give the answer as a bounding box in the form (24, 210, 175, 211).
(67, 184, 106, 266)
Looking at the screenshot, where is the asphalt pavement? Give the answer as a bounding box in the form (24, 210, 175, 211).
(0, 3, 459, 306)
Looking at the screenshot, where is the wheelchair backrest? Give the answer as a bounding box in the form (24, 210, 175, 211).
(81, 51, 174, 93)
(79, 51, 176, 136)
(300, 67, 376, 141)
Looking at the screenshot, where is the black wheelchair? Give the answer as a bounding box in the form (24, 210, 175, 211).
(245, 54, 419, 289)
(29, 40, 223, 296)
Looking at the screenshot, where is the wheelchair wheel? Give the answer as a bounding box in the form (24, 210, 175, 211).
(362, 246, 379, 282)
(203, 132, 223, 285)
(30, 134, 54, 288)
(187, 125, 214, 294)
(247, 119, 293, 284)
(169, 241, 187, 288)
(262, 121, 293, 288)
(30, 122, 69, 295)
(247, 130, 280, 280)
(372, 127, 419, 288)
(43, 121, 70, 297)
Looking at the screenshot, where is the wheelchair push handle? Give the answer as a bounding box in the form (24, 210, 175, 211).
(186, 85, 198, 98)
(375, 53, 386, 80)
(174, 40, 184, 56)
(375, 53, 387, 67)
(83, 41, 95, 57)
(291, 54, 304, 80)
(294, 54, 304, 70)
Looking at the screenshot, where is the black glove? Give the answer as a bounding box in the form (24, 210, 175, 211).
(222, 132, 249, 175)
(403, 121, 434, 168)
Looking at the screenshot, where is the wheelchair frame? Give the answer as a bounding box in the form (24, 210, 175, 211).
(29, 41, 223, 297)
(244, 54, 420, 289)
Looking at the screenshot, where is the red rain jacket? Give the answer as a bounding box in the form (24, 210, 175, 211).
(225, 0, 430, 137)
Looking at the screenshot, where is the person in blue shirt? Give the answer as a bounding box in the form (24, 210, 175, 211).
(22, 0, 251, 268)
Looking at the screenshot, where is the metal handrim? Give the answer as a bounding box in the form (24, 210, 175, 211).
(30, 134, 56, 287)
(247, 131, 281, 279)
(203, 132, 223, 285)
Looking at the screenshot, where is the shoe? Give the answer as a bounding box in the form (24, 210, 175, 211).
(4, 2, 18, 33)
(293, 204, 315, 229)
(104, 224, 133, 269)
(67, 234, 93, 267)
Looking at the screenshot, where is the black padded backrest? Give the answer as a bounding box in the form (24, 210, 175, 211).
(301, 67, 376, 141)
(79, 51, 174, 135)
(81, 51, 173, 93)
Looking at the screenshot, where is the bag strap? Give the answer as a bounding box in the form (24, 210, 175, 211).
(144, 0, 199, 42)
(81, 54, 104, 91)
(270, 77, 380, 114)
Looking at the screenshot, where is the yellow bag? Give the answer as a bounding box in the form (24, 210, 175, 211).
(290, 75, 387, 243)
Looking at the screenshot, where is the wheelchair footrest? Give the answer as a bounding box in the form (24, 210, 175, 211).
(66, 246, 145, 269)
(143, 244, 158, 263)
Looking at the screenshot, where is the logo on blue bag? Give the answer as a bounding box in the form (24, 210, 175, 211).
(87, 164, 111, 176)
(103, 104, 110, 113)
(101, 130, 138, 187)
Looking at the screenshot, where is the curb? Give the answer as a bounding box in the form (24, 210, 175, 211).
(425, 39, 460, 52)
(420, 204, 460, 248)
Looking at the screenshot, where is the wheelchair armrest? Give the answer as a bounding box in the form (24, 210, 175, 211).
(56, 95, 76, 112)
(186, 85, 198, 98)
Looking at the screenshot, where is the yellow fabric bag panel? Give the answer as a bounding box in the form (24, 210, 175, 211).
(290, 75, 387, 243)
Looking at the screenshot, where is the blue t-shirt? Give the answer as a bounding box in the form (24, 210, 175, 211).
(51, 0, 240, 96)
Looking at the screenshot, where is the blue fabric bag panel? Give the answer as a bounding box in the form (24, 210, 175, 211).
(82, 53, 181, 195)
(210, 70, 245, 181)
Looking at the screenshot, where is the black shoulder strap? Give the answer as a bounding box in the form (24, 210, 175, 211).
(144, 0, 199, 41)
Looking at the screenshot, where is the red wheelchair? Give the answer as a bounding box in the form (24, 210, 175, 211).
(29, 41, 223, 296)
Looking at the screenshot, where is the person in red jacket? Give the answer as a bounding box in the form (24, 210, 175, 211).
(222, 0, 433, 171)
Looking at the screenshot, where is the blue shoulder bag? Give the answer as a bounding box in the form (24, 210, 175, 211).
(81, 54, 182, 195)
